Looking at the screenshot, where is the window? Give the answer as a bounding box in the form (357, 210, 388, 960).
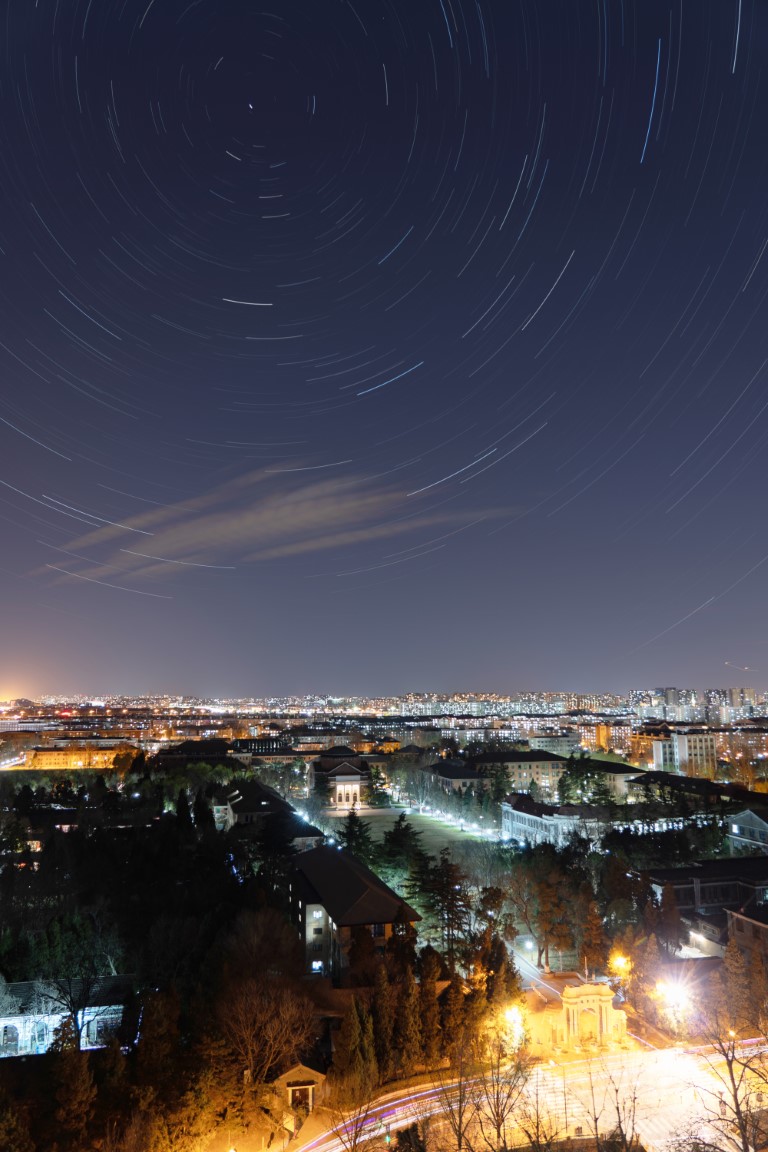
(311, 961, 323, 972)
(312, 943, 322, 952)
(313, 927, 323, 935)
(312, 909, 323, 920)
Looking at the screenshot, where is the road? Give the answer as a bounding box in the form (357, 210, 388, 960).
(295, 1047, 744, 1152)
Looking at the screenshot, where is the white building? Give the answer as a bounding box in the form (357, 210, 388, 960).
(651, 731, 717, 778)
(727, 807, 768, 854)
(0, 980, 126, 1058)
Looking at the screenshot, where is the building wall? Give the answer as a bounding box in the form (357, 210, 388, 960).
(23, 745, 133, 771)
(0, 1005, 123, 1058)
(727, 810, 768, 854)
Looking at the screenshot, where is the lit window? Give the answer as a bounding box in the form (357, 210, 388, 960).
(312, 909, 323, 920)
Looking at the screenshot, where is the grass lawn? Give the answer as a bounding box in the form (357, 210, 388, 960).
(324, 806, 493, 856)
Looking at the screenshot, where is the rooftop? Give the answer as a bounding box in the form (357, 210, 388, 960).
(293, 845, 420, 927)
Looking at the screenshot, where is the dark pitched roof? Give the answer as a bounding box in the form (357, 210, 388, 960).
(293, 845, 420, 926)
(643, 856, 768, 886)
(316, 761, 368, 779)
(470, 750, 568, 765)
(502, 792, 557, 817)
(2, 976, 134, 1014)
(428, 759, 488, 780)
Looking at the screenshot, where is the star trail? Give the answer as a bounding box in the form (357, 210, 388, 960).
(1, 0, 766, 698)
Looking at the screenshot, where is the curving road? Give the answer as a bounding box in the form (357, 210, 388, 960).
(295, 1047, 749, 1152)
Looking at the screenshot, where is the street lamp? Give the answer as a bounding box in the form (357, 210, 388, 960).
(503, 1004, 526, 1050)
(655, 979, 690, 1034)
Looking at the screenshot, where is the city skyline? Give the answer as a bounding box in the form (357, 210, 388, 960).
(2, 1, 768, 697)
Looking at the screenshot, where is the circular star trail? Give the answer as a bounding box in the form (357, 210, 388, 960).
(1, 0, 767, 696)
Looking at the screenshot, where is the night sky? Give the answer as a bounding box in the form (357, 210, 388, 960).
(1, 0, 766, 700)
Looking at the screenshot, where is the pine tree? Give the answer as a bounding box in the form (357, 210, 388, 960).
(54, 1048, 96, 1149)
(720, 937, 752, 1033)
(441, 978, 465, 1065)
(386, 905, 418, 978)
(193, 788, 214, 829)
(419, 952, 442, 1066)
(749, 947, 768, 1031)
(430, 849, 471, 963)
(348, 924, 377, 982)
(338, 810, 375, 864)
(135, 987, 181, 1089)
(657, 883, 684, 956)
(485, 934, 521, 1006)
(393, 965, 422, 1076)
(371, 963, 395, 1081)
(358, 1002, 379, 1086)
(0, 1091, 34, 1152)
(580, 898, 608, 973)
(176, 787, 192, 830)
(332, 1001, 364, 1082)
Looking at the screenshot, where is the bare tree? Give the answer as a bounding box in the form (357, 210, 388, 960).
(685, 1032, 768, 1152)
(407, 767, 435, 813)
(324, 1069, 379, 1152)
(433, 1047, 480, 1152)
(470, 1037, 531, 1152)
(0, 975, 19, 1016)
(515, 1072, 565, 1152)
(217, 978, 315, 1086)
(572, 1060, 643, 1152)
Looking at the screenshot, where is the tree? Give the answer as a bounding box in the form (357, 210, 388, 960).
(471, 1040, 531, 1152)
(393, 965, 422, 1076)
(134, 986, 181, 1092)
(328, 1003, 380, 1152)
(333, 1000, 368, 1085)
(683, 1027, 768, 1152)
(434, 1046, 478, 1152)
(218, 979, 315, 1086)
(719, 937, 752, 1033)
(337, 810, 376, 865)
(348, 924, 378, 984)
(441, 978, 466, 1065)
(657, 882, 685, 956)
(54, 1047, 97, 1149)
(428, 849, 471, 963)
(0, 974, 19, 1016)
(386, 904, 418, 978)
(34, 912, 121, 1049)
(406, 767, 434, 812)
(371, 963, 395, 1080)
(557, 757, 614, 807)
(192, 787, 215, 830)
(381, 813, 424, 881)
(419, 950, 443, 1066)
(574, 893, 607, 974)
(175, 787, 192, 830)
(0, 1089, 34, 1152)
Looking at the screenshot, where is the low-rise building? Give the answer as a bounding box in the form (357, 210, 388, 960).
(422, 759, 490, 793)
(727, 806, 768, 854)
(500, 793, 611, 848)
(308, 747, 378, 808)
(23, 739, 137, 772)
(641, 857, 768, 956)
(290, 845, 420, 979)
(0, 978, 129, 1058)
